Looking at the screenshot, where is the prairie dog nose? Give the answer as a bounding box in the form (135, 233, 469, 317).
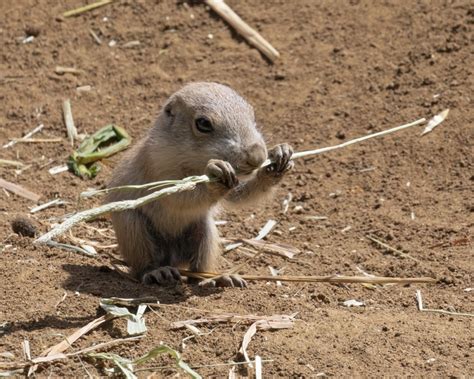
(246, 142, 267, 168)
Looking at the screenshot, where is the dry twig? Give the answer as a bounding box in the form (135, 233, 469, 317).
(0, 178, 41, 202)
(205, 0, 280, 62)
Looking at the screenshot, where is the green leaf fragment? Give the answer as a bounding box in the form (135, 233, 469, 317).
(88, 344, 201, 379)
(68, 124, 131, 179)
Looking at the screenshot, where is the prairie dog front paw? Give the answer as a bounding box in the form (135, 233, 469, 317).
(260, 143, 294, 179)
(205, 159, 239, 195)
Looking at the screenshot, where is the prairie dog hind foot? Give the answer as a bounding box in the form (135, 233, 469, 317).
(142, 266, 182, 285)
(199, 273, 247, 288)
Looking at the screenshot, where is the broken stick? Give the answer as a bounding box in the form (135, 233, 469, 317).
(0, 178, 41, 202)
(205, 0, 280, 62)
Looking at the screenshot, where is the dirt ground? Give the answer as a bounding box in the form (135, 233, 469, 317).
(1, 0, 473, 377)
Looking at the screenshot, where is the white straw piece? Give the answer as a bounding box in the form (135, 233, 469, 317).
(3, 124, 44, 149)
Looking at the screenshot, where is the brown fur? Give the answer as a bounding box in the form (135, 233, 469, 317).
(106, 82, 292, 283)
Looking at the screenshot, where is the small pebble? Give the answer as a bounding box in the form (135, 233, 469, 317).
(11, 217, 37, 237)
(25, 25, 40, 37)
(336, 130, 346, 139)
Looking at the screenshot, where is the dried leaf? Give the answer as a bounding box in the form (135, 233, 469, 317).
(421, 109, 449, 136)
(255, 220, 277, 240)
(242, 239, 300, 259)
(268, 266, 282, 286)
(99, 301, 147, 335)
(239, 320, 260, 366)
(238, 315, 296, 367)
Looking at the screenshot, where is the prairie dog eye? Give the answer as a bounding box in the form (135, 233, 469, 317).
(195, 117, 214, 134)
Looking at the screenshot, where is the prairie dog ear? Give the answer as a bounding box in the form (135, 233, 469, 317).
(163, 94, 186, 119)
(164, 97, 176, 117)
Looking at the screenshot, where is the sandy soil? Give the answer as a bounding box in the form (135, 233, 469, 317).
(0, 0, 473, 377)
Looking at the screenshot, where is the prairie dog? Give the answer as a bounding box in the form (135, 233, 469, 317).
(106, 82, 293, 287)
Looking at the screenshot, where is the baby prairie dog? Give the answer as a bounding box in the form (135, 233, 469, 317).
(106, 82, 293, 287)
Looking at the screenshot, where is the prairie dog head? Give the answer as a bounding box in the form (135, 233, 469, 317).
(148, 82, 267, 177)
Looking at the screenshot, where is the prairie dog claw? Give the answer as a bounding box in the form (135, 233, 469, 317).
(205, 159, 239, 189)
(142, 266, 181, 285)
(199, 274, 247, 288)
(263, 143, 294, 177)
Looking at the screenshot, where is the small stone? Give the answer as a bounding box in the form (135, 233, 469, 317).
(25, 25, 40, 37)
(293, 205, 304, 214)
(274, 72, 286, 80)
(336, 130, 346, 140)
(11, 217, 37, 237)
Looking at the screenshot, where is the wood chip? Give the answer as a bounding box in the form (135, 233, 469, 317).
(55, 66, 84, 75)
(0, 178, 41, 202)
(48, 164, 69, 175)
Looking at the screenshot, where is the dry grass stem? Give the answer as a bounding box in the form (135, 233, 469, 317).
(180, 270, 436, 285)
(37, 117, 428, 245)
(9, 138, 63, 143)
(63, 0, 114, 18)
(89, 29, 102, 44)
(415, 290, 474, 317)
(171, 313, 296, 330)
(35, 181, 199, 244)
(0, 159, 24, 168)
(205, 0, 280, 62)
(30, 199, 66, 213)
(264, 117, 426, 166)
(3, 124, 44, 149)
(366, 234, 420, 263)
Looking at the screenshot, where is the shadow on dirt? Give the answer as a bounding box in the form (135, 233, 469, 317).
(1, 314, 99, 338)
(2, 264, 226, 337)
(61, 263, 224, 303)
